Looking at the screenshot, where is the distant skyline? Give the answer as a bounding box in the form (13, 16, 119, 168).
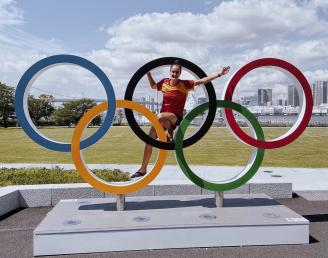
(1, 0, 328, 102)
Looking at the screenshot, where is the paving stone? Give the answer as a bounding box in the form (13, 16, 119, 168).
(154, 185, 202, 196)
(0, 190, 19, 216)
(201, 184, 250, 195)
(296, 191, 328, 201)
(19, 189, 51, 207)
(51, 187, 104, 206)
(250, 183, 292, 199)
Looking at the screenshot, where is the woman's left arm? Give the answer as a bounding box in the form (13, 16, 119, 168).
(194, 66, 230, 86)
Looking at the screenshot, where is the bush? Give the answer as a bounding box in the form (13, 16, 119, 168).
(36, 120, 56, 127)
(0, 167, 130, 186)
(0, 119, 18, 127)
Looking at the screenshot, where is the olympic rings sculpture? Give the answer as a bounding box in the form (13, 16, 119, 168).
(15, 55, 313, 194)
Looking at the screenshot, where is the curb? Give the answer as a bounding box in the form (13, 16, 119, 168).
(0, 182, 292, 216)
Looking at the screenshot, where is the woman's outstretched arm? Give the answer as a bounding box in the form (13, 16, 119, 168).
(146, 72, 157, 89)
(194, 66, 230, 86)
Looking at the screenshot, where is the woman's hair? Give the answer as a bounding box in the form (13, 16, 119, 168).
(170, 59, 182, 73)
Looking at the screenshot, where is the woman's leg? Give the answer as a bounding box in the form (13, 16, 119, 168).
(131, 112, 177, 178)
(159, 112, 177, 142)
(139, 126, 157, 173)
(130, 126, 158, 178)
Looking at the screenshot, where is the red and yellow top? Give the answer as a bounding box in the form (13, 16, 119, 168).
(156, 78, 195, 118)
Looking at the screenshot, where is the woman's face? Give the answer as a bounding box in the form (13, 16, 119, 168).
(170, 65, 181, 79)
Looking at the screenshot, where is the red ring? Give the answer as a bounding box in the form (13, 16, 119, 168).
(223, 58, 313, 149)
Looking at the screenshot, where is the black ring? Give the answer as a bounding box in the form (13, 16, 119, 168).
(124, 57, 217, 150)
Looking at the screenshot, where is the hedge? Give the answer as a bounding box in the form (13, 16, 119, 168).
(0, 167, 130, 186)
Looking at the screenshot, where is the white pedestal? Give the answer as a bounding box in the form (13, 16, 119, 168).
(34, 194, 309, 256)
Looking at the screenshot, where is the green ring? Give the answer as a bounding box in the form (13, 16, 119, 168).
(174, 100, 265, 192)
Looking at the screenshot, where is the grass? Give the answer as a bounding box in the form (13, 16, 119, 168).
(0, 126, 327, 167)
(0, 167, 130, 186)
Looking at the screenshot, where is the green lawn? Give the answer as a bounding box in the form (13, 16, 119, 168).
(0, 126, 327, 167)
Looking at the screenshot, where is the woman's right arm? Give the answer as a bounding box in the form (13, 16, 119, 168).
(147, 72, 157, 89)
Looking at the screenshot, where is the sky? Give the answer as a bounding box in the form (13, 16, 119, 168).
(1, 0, 328, 104)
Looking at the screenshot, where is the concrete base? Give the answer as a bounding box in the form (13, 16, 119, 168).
(0, 181, 293, 217)
(33, 194, 309, 256)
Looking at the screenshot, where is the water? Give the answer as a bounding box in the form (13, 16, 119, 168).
(118, 114, 328, 127)
(184, 114, 328, 127)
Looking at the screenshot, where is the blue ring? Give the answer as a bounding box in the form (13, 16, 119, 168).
(15, 54, 116, 152)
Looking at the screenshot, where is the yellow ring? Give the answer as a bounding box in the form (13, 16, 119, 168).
(71, 100, 168, 194)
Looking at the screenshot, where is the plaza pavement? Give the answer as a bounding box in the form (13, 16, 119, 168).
(1, 163, 328, 257)
(0, 193, 328, 257)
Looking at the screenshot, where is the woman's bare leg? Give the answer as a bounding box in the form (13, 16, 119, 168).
(131, 112, 177, 178)
(159, 112, 177, 142)
(139, 126, 157, 172)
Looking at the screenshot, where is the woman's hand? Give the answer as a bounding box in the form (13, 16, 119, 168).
(218, 66, 230, 77)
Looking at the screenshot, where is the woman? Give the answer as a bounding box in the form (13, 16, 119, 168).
(130, 60, 230, 178)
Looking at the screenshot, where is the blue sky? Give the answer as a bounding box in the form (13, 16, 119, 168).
(1, 0, 328, 103)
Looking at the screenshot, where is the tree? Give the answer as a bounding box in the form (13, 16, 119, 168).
(28, 94, 55, 125)
(53, 98, 101, 126)
(0, 82, 15, 128)
(115, 108, 124, 125)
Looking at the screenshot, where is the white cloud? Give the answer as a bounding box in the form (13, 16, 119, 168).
(221, 37, 328, 100)
(313, 0, 328, 10)
(86, 0, 328, 101)
(0, 0, 23, 26)
(1, 0, 328, 102)
(304, 69, 328, 82)
(204, 1, 214, 5)
(0, 0, 85, 99)
(105, 0, 326, 49)
(0, 0, 62, 53)
(231, 39, 328, 70)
